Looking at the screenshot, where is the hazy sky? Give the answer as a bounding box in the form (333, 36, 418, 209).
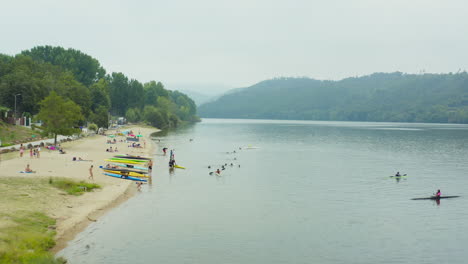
(2, 0, 468, 93)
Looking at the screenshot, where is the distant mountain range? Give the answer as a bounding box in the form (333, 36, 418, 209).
(198, 72, 468, 123)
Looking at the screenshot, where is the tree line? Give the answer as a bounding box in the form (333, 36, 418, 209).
(0, 45, 199, 131)
(199, 73, 468, 123)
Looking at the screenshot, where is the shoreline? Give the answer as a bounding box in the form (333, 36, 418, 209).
(0, 125, 158, 258)
(51, 180, 137, 253)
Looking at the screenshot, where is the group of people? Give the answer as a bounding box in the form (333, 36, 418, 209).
(106, 146, 118, 152)
(19, 144, 41, 158)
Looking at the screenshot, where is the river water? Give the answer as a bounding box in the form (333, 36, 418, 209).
(59, 119, 468, 264)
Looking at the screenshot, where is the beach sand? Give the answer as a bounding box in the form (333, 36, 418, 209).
(0, 126, 158, 253)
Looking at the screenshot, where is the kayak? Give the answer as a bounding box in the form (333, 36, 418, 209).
(390, 174, 407, 177)
(103, 172, 147, 182)
(100, 166, 148, 174)
(111, 163, 148, 171)
(173, 165, 186, 169)
(105, 159, 146, 164)
(411, 196, 460, 200)
(114, 155, 152, 161)
(108, 157, 147, 163)
(103, 169, 149, 178)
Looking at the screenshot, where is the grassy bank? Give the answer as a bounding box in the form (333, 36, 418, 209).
(0, 121, 43, 147)
(0, 177, 100, 263)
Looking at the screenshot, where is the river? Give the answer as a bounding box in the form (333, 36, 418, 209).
(58, 119, 468, 264)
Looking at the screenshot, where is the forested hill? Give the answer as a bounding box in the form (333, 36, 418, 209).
(198, 73, 468, 123)
(0, 46, 199, 129)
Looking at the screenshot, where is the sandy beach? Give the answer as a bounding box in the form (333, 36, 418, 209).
(0, 126, 158, 253)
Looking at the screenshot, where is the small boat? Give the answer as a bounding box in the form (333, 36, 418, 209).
(110, 163, 148, 171)
(114, 154, 152, 161)
(103, 169, 149, 178)
(108, 157, 147, 163)
(105, 159, 146, 164)
(99, 166, 148, 174)
(103, 172, 147, 182)
(411, 196, 460, 200)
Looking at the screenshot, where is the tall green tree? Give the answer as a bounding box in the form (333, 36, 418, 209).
(37, 91, 83, 145)
(22, 46, 106, 86)
(90, 105, 109, 128)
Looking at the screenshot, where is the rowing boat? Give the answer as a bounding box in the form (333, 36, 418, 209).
(103, 172, 147, 182)
(411, 196, 460, 200)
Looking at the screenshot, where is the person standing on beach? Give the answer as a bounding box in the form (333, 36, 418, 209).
(37, 147, 40, 158)
(29, 148, 33, 158)
(19, 144, 24, 158)
(89, 165, 94, 180)
(148, 160, 153, 172)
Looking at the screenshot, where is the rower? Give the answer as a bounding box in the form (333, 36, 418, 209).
(395, 172, 401, 177)
(435, 189, 441, 197)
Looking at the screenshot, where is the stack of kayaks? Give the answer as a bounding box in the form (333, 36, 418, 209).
(102, 154, 152, 182)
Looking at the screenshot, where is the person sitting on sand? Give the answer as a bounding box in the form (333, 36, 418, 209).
(59, 148, 66, 154)
(25, 164, 34, 173)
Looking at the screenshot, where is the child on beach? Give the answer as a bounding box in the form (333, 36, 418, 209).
(136, 182, 143, 191)
(89, 165, 94, 180)
(25, 164, 34, 173)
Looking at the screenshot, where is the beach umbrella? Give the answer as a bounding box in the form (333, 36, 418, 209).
(137, 135, 143, 137)
(108, 135, 115, 138)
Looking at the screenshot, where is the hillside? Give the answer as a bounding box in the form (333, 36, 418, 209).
(198, 73, 468, 123)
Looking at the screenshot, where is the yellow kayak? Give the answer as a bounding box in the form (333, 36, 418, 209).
(103, 169, 149, 178)
(105, 159, 146, 165)
(174, 165, 186, 169)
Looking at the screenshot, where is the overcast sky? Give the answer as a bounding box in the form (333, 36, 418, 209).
(1, 0, 468, 93)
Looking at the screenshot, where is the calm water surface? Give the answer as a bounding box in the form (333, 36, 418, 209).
(59, 119, 468, 264)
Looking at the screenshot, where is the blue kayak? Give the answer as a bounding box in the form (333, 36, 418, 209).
(103, 172, 147, 182)
(111, 163, 148, 171)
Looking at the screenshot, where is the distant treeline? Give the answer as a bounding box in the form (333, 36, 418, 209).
(199, 73, 468, 123)
(0, 46, 199, 128)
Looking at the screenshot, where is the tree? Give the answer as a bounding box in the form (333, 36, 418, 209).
(90, 105, 109, 128)
(143, 105, 166, 128)
(22, 46, 106, 86)
(37, 91, 83, 145)
(125, 107, 141, 123)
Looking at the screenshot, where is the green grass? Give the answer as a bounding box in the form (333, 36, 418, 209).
(0, 211, 66, 264)
(49, 178, 101, 195)
(0, 121, 44, 146)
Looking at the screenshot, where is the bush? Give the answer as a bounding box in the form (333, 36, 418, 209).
(88, 123, 98, 132)
(49, 178, 101, 195)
